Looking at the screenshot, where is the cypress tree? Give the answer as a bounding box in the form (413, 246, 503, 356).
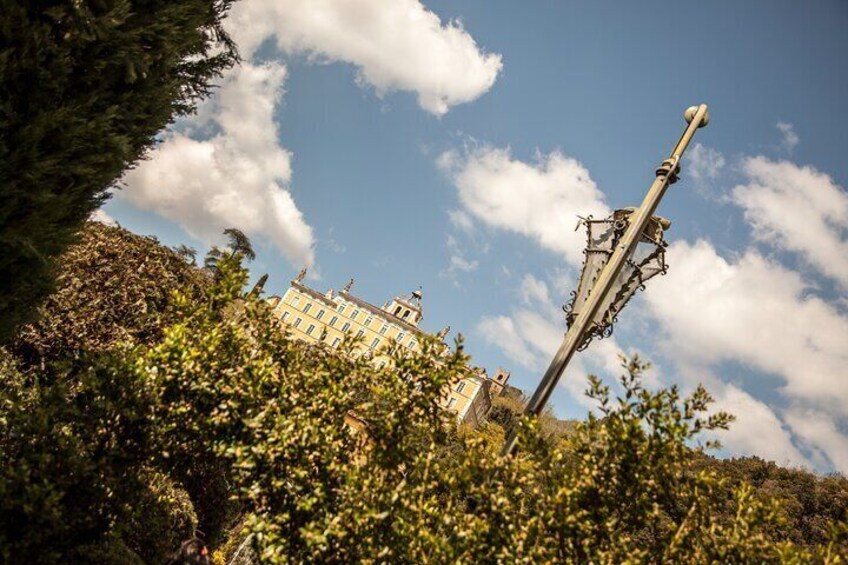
(0, 0, 239, 340)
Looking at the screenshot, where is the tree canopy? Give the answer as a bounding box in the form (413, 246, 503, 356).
(1, 224, 846, 563)
(0, 0, 239, 341)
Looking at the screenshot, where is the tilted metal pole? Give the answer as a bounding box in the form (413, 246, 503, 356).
(502, 104, 709, 456)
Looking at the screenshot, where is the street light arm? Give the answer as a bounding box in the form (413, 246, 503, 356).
(502, 104, 709, 456)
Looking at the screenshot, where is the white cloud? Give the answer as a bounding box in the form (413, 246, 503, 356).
(708, 383, 810, 469)
(785, 408, 848, 472)
(643, 239, 848, 470)
(90, 209, 117, 226)
(686, 143, 725, 182)
(449, 254, 479, 273)
(324, 228, 347, 254)
(448, 209, 475, 233)
(647, 240, 848, 413)
(776, 121, 799, 152)
(228, 0, 502, 116)
(732, 156, 848, 288)
(520, 274, 550, 306)
(443, 234, 479, 277)
(438, 146, 609, 265)
(121, 1, 500, 268)
(477, 315, 542, 371)
(121, 62, 315, 267)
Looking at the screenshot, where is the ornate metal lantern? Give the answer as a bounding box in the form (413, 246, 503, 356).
(564, 207, 670, 349)
(502, 104, 709, 457)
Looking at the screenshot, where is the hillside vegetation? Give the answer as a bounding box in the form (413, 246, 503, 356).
(1, 223, 846, 564)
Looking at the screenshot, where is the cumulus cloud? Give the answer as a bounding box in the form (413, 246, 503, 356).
(776, 121, 799, 152)
(644, 239, 848, 470)
(90, 209, 117, 226)
(477, 272, 627, 411)
(477, 315, 544, 371)
(686, 143, 725, 182)
(732, 156, 848, 288)
(120, 1, 502, 267)
(785, 409, 848, 472)
(708, 383, 810, 468)
(121, 62, 315, 267)
(438, 146, 609, 265)
(647, 240, 848, 411)
(228, 0, 502, 116)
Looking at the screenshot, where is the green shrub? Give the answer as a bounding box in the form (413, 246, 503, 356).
(2, 228, 845, 563)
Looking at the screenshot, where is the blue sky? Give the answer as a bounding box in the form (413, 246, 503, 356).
(102, 0, 848, 472)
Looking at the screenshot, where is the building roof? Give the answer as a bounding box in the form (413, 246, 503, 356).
(288, 278, 429, 338)
(339, 290, 427, 337)
(291, 281, 337, 308)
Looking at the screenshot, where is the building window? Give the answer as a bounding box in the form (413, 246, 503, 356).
(394, 306, 402, 316)
(365, 316, 373, 327)
(331, 337, 341, 348)
(447, 398, 457, 409)
(396, 331, 406, 342)
(294, 317, 302, 329)
(356, 329, 365, 339)
(351, 309, 360, 321)
(402, 310, 410, 319)
(306, 324, 316, 335)
(455, 381, 466, 394)
(337, 303, 345, 314)
(329, 315, 338, 327)
(342, 322, 351, 332)
(407, 339, 416, 350)
(281, 311, 290, 322)
(303, 303, 311, 314)
(316, 309, 325, 321)
(379, 324, 389, 335)
(370, 337, 380, 348)
(292, 296, 300, 306)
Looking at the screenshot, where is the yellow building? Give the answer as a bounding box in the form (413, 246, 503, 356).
(267, 270, 508, 427)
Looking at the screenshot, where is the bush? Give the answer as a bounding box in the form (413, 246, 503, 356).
(12, 221, 207, 370)
(0, 351, 154, 563)
(2, 227, 845, 563)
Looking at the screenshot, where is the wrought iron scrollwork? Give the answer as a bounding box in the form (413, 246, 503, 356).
(563, 210, 669, 346)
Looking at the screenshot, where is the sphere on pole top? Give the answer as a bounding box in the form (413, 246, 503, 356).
(684, 105, 710, 128)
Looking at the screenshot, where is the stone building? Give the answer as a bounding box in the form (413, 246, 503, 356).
(267, 270, 508, 427)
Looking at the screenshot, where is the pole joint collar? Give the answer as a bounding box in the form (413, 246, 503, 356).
(655, 158, 680, 184)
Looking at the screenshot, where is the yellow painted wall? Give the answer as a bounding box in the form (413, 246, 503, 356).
(270, 283, 491, 425)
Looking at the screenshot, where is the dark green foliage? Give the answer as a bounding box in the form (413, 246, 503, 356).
(697, 454, 848, 550)
(0, 222, 205, 563)
(223, 227, 256, 262)
(11, 221, 208, 370)
(487, 392, 577, 447)
(205, 227, 256, 276)
(119, 468, 198, 564)
(174, 244, 199, 265)
(0, 351, 155, 563)
(0, 0, 238, 341)
(1, 226, 846, 563)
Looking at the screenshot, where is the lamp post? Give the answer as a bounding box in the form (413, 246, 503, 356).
(502, 104, 710, 456)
